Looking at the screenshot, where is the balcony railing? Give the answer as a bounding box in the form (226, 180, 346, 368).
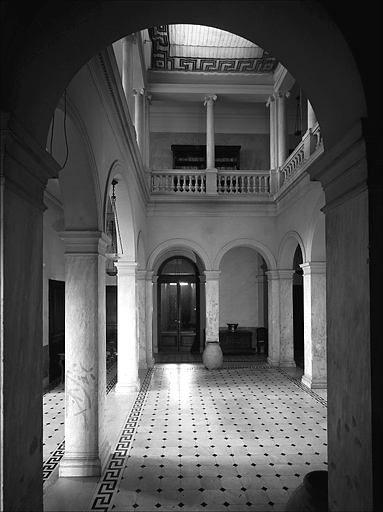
(151, 170, 270, 195)
(279, 125, 323, 187)
(217, 171, 270, 194)
(151, 126, 322, 197)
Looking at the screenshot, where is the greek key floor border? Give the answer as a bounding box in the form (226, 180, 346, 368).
(88, 367, 155, 511)
(43, 363, 118, 488)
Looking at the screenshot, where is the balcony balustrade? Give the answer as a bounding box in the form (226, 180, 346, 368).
(150, 125, 322, 197)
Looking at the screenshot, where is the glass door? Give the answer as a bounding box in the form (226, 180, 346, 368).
(159, 280, 197, 352)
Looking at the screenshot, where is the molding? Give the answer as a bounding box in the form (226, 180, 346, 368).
(88, 48, 149, 208)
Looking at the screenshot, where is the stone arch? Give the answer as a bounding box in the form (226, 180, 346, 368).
(214, 239, 277, 271)
(3, 2, 367, 161)
(278, 231, 307, 268)
(104, 162, 136, 261)
(148, 239, 211, 275)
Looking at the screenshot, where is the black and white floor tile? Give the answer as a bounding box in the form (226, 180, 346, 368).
(87, 363, 327, 511)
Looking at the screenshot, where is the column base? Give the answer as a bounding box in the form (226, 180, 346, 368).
(146, 357, 155, 368)
(267, 357, 279, 366)
(138, 361, 148, 370)
(279, 359, 296, 368)
(301, 374, 327, 389)
(115, 379, 141, 393)
(59, 453, 102, 477)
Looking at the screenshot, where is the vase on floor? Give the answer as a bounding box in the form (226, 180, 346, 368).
(202, 341, 223, 370)
(285, 470, 328, 511)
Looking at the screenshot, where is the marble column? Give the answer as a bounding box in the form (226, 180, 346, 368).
(277, 91, 290, 167)
(152, 275, 159, 354)
(266, 270, 281, 366)
(300, 262, 327, 388)
(133, 88, 145, 153)
(278, 270, 296, 367)
(307, 100, 317, 130)
(266, 94, 277, 169)
(115, 261, 140, 392)
(145, 272, 155, 367)
(59, 231, 110, 477)
(137, 270, 147, 369)
(204, 270, 221, 342)
(121, 35, 135, 118)
(204, 94, 218, 195)
(144, 93, 151, 170)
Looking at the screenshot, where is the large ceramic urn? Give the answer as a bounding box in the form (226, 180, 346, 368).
(202, 341, 223, 370)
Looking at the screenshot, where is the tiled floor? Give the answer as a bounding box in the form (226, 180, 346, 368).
(44, 357, 327, 511)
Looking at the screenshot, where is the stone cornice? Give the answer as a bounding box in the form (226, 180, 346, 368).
(306, 121, 368, 213)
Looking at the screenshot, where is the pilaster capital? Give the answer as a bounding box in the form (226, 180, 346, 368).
(59, 230, 110, 256)
(145, 271, 154, 282)
(204, 270, 221, 280)
(278, 269, 295, 280)
(136, 270, 147, 280)
(300, 262, 326, 274)
(204, 94, 217, 106)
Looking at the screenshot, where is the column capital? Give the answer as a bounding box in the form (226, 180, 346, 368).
(115, 260, 138, 276)
(122, 33, 137, 44)
(265, 269, 280, 280)
(266, 94, 276, 107)
(277, 91, 290, 99)
(204, 94, 217, 106)
(300, 262, 326, 274)
(204, 270, 221, 280)
(59, 230, 110, 256)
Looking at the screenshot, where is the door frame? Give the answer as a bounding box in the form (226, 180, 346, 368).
(157, 257, 200, 353)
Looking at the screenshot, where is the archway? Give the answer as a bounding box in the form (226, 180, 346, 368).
(157, 257, 201, 354)
(1, 3, 379, 511)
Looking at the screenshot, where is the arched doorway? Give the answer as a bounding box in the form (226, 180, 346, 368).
(293, 244, 304, 368)
(158, 257, 200, 353)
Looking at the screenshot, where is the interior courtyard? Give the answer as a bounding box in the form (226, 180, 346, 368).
(1, 2, 381, 511)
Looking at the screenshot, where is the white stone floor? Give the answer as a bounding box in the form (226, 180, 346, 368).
(43, 357, 327, 511)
